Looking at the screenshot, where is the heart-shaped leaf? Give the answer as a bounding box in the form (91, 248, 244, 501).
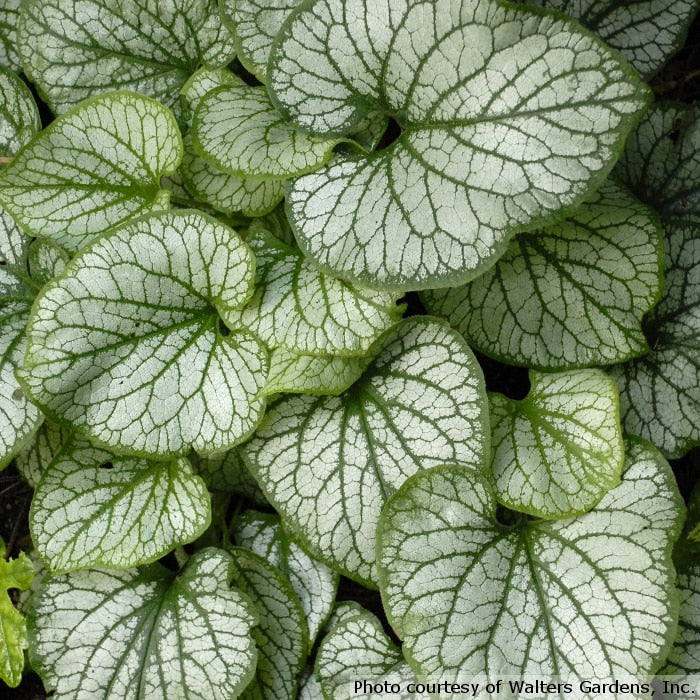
(28, 548, 259, 700)
(30, 436, 211, 572)
(233, 510, 338, 646)
(0, 537, 34, 687)
(193, 85, 340, 179)
(377, 438, 683, 684)
(0, 67, 41, 158)
(269, 0, 650, 289)
(316, 605, 417, 700)
(220, 0, 301, 82)
(244, 317, 489, 585)
(518, 0, 700, 78)
(0, 92, 183, 252)
(230, 547, 308, 700)
(18, 0, 236, 114)
(421, 180, 663, 369)
(19, 209, 268, 458)
(490, 369, 624, 518)
(224, 230, 402, 356)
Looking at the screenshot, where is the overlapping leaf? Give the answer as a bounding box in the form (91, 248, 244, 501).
(224, 230, 402, 356)
(28, 548, 259, 700)
(611, 103, 700, 458)
(0, 208, 41, 469)
(519, 0, 700, 78)
(261, 348, 367, 397)
(230, 547, 308, 700)
(220, 0, 301, 81)
(234, 510, 338, 645)
(243, 317, 489, 584)
(377, 438, 683, 684)
(193, 85, 340, 179)
(0, 67, 41, 158)
(18, 0, 236, 114)
(316, 606, 417, 699)
(269, 0, 650, 289)
(15, 421, 70, 488)
(421, 180, 663, 369)
(0, 0, 21, 71)
(193, 449, 267, 504)
(490, 369, 624, 518)
(0, 92, 183, 252)
(30, 436, 211, 572)
(0, 537, 34, 687)
(19, 209, 268, 457)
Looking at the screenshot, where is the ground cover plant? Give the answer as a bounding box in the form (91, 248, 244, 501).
(0, 0, 700, 698)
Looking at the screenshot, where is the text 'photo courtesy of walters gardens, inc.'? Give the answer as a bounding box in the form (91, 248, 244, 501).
(346, 676, 700, 698)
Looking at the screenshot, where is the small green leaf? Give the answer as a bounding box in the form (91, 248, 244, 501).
(29, 548, 259, 700)
(230, 547, 308, 700)
(30, 435, 211, 572)
(0, 67, 41, 158)
(244, 317, 489, 584)
(220, 0, 301, 82)
(19, 209, 268, 458)
(376, 438, 683, 683)
(269, 0, 651, 289)
(181, 137, 285, 217)
(421, 180, 663, 369)
(233, 510, 338, 646)
(225, 230, 402, 356)
(610, 223, 700, 458)
(193, 85, 340, 179)
(0, 0, 21, 71)
(26, 238, 70, 288)
(261, 348, 367, 397)
(519, 0, 700, 78)
(316, 606, 417, 700)
(18, 0, 236, 114)
(490, 369, 624, 518)
(0, 92, 183, 252)
(0, 537, 34, 688)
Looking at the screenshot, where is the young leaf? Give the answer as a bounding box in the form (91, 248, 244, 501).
(610, 223, 700, 458)
(220, 0, 301, 82)
(261, 348, 367, 397)
(233, 510, 338, 646)
(0, 67, 41, 158)
(30, 436, 211, 573)
(193, 85, 340, 179)
(421, 180, 663, 369)
(18, 0, 236, 114)
(193, 449, 267, 504)
(269, 0, 651, 289)
(224, 230, 403, 356)
(0, 0, 21, 72)
(19, 209, 268, 458)
(244, 317, 489, 585)
(376, 438, 684, 684)
(0, 92, 183, 252)
(519, 0, 700, 78)
(28, 548, 259, 700)
(316, 606, 417, 699)
(489, 369, 624, 519)
(0, 537, 34, 688)
(230, 547, 308, 700)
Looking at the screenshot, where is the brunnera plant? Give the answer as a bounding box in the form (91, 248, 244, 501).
(0, 0, 699, 697)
